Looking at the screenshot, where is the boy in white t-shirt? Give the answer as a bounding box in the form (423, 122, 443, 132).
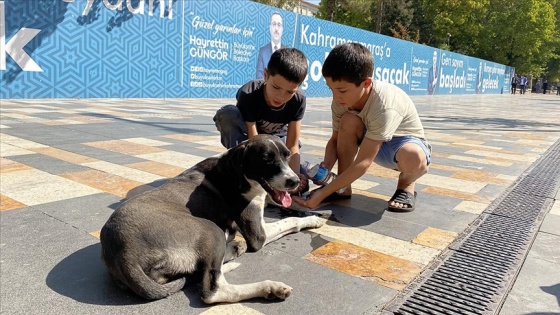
(294, 43, 432, 212)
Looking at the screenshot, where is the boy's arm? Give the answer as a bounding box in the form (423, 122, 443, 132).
(285, 120, 302, 174)
(245, 122, 258, 139)
(294, 137, 381, 209)
(322, 130, 339, 170)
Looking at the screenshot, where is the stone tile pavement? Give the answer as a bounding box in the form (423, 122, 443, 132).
(1, 93, 559, 314)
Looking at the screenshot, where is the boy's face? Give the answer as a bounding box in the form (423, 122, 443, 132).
(263, 70, 299, 108)
(325, 77, 371, 108)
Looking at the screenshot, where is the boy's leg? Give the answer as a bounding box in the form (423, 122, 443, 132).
(213, 105, 248, 149)
(335, 112, 365, 195)
(375, 137, 431, 211)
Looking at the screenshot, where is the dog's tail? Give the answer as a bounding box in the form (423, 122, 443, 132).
(125, 265, 186, 300)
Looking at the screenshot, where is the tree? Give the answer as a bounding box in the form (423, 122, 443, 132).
(316, 0, 373, 30)
(252, 0, 300, 11)
(370, 0, 415, 37)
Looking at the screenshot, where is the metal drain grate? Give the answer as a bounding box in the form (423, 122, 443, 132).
(383, 139, 560, 315)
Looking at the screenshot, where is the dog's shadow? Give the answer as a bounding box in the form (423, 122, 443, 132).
(45, 243, 206, 308)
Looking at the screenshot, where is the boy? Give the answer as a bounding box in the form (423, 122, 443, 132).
(213, 48, 308, 192)
(293, 43, 431, 212)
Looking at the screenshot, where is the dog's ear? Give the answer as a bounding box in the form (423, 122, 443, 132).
(223, 141, 247, 182)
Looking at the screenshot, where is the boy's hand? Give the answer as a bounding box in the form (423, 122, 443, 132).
(292, 188, 325, 209)
(290, 173, 308, 195)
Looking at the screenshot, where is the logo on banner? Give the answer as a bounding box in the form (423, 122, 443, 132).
(68, 0, 174, 19)
(0, 1, 42, 72)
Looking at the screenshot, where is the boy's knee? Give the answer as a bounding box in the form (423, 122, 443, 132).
(214, 105, 239, 122)
(214, 105, 241, 130)
(339, 113, 364, 136)
(397, 144, 429, 173)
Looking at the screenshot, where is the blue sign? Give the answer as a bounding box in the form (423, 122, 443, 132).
(0, 0, 512, 99)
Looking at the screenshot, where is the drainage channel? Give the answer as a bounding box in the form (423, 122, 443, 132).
(382, 139, 560, 315)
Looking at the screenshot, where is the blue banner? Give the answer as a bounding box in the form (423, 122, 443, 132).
(0, 0, 512, 99)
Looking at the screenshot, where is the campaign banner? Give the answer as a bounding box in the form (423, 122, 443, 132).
(178, 1, 299, 98)
(0, 0, 511, 99)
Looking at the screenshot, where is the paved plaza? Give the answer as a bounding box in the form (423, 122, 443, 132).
(1, 93, 559, 314)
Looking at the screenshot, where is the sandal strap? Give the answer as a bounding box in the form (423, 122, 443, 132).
(389, 189, 416, 205)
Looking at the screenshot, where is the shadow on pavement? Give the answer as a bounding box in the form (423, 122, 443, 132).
(45, 243, 204, 306)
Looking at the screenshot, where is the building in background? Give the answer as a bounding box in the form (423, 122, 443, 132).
(294, 0, 319, 16)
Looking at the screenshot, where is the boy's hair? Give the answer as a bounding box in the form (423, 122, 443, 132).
(267, 48, 308, 84)
(322, 43, 374, 86)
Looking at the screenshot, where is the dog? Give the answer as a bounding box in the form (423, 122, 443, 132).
(100, 134, 323, 304)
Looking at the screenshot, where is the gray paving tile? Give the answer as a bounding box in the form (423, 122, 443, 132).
(1, 208, 210, 315)
(8, 154, 91, 175)
(30, 193, 122, 233)
(500, 233, 560, 314)
(225, 247, 396, 315)
(54, 143, 147, 165)
(2, 124, 111, 145)
(478, 183, 510, 199)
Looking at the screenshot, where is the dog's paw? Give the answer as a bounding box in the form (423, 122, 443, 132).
(303, 215, 324, 229)
(264, 281, 293, 300)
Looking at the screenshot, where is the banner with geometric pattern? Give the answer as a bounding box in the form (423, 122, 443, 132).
(0, 0, 511, 99)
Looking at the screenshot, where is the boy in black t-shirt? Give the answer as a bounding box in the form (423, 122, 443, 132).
(213, 48, 308, 192)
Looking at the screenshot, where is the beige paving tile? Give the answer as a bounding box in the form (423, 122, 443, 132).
(451, 170, 512, 186)
(136, 151, 205, 169)
(0, 194, 27, 211)
(194, 139, 224, 148)
(0, 169, 102, 206)
(412, 227, 458, 250)
(445, 155, 513, 167)
(198, 145, 226, 154)
(417, 173, 487, 194)
(2, 113, 50, 123)
(422, 186, 493, 203)
(453, 200, 489, 214)
(125, 161, 185, 178)
(65, 116, 112, 124)
(0, 143, 36, 157)
(200, 304, 265, 315)
(0, 158, 32, 173)
(85, 140, 165, 155)
(162, 134, 215, 142)
(464, 150, 539, 163)
(450, 143, 503, 151)
(60, 169, 146, 198)
(122, 137, 171, 147)
(496, 174, 518, 181)
(550, 200, 560, 216)
(43, 119, 84, 125)
(305, 240, 424, 290)
(365, 163, 400, 178)
(82, 161, 164, 183)
(30, 147, 98, 164)
(351, 178, 380, 191)
(309, 218, 440, 265)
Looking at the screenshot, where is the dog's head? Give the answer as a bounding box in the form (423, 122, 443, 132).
(241, 134, 300, 207)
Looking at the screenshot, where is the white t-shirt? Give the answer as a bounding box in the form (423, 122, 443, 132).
(331, 80, 425, 141)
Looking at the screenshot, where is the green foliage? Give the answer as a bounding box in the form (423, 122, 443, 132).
(315, 0, 374, 30)
(311, 0, 559, 77)
(252, 0, 301, 11)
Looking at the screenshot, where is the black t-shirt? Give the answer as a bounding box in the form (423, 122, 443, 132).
(236, 80, 306, 137)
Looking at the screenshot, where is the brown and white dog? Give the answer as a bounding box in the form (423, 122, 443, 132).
(100, 134, 323, 304)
